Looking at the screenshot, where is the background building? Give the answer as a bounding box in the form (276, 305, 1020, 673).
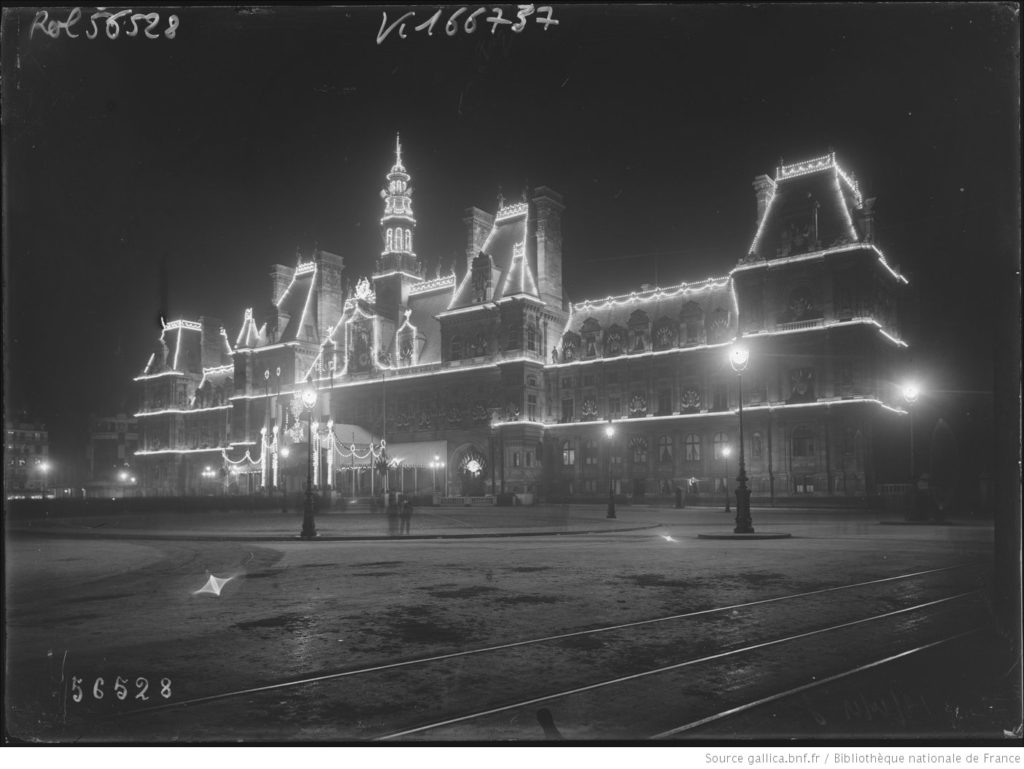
(5, 417, 50, 498)
(133, 144, 909, 503)
(85, 414, 140, 498)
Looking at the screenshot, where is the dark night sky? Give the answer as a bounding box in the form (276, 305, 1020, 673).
(2, 4, 1019, 476)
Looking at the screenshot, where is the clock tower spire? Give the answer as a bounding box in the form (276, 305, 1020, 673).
(373, 133, 423, 322)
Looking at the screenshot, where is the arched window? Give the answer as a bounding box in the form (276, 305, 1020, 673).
(657, 435, 673, 463)
(561, 440, 576, 467)
(792, 426, 814, 457)
(386, 229, 393, 251)
(713, 432, 729, 460)
(681, 302, 704, 344)
(684, 433, 701, 462)
(450, 336, 463, 361)
(405, 229, 412, 250)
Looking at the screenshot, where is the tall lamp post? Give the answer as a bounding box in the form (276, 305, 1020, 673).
(730, 343, 754, 533)
(605, 420, 616, 519)
(722, 446, 732, 512)
(300, 381, 318, 539)
(280, 446, 290, 513)
(40, 460, 51, 499)
(902, 382, 920, 516)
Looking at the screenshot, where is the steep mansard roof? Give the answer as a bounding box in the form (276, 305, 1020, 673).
(748, 153, 866, 261)
(139, 319, 205, 377)
(276, 265, 318, 344)
(405, 277, 454, 364)
(560, 277, 737, 359)
(447, 204, 539, 309)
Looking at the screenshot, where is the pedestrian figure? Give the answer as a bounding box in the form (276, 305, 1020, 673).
(386, 491, 399, 536)
(536, 708, 562, 740)
(400, 496, 413, 535)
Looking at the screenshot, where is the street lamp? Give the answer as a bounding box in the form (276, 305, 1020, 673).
(40, 460, 51, 499)
(902, 381, 921, 517)
(430, 455, 446, 497)
(729, 343, 754, 533)
(722, 445, 732, 512)
(605, 420, 616, 519)
(300, 381, 318, 539)
(279, 445, 290, 513)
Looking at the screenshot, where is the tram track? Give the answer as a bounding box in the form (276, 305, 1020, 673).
(105, 562, 982, 719)
(60, 561, 987, 743)
(373, 590, 984, 740)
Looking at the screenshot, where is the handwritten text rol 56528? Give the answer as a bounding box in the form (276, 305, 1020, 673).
(30, 7, 179, 40)
(377, 5, 558, 45)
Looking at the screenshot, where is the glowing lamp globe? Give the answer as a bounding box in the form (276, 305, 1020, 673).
(901, 382, 920, 404)
(722, 446, 732, 458)
(729, 345, 750, 372)
(604, 424, 616, 438)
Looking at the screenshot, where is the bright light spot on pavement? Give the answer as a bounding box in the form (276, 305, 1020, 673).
(193, 574, 234, 597)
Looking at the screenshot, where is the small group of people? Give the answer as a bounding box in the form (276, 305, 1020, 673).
(384, 491, 413, 536)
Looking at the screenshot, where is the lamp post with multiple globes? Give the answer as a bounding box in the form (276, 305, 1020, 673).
(300, 381, 318, 539)
(729, 343, 754, 534)
(430, 455, 446, 498)
(902, 382, 921, 517)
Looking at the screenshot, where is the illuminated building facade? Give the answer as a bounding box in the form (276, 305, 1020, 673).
(134, 143, 909, 503)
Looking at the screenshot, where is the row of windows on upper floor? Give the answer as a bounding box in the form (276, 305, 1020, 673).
(544, 366, 823, 423)
(6, 444, 47, 454)
(553, 425, 843, 468)
(7, 430, 46, 442)
(385, 228, 412, 252)
(449, 325, 542, 360)
(559, 311, 733, 362)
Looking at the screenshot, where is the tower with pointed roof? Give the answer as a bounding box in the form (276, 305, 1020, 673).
(373, 133, 423, 324)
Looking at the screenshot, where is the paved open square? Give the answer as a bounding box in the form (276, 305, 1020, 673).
(5, 504, 1017, 743)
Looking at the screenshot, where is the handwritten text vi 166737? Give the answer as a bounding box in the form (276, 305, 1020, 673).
(378, 5, 558, 45)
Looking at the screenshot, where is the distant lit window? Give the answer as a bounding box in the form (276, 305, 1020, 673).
(684, 433, 701, 462)
(658, 435, 673, 463)
(631, 436, 648, 464)
(713, 432, 728, 460)
(561, 441, 575, 467)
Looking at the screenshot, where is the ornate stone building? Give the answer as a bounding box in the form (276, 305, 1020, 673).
(133, 144, 910, 502)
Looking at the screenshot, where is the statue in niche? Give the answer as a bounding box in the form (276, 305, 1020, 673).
(551, 346, 559, 363)
(605, 330, 624, 356)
